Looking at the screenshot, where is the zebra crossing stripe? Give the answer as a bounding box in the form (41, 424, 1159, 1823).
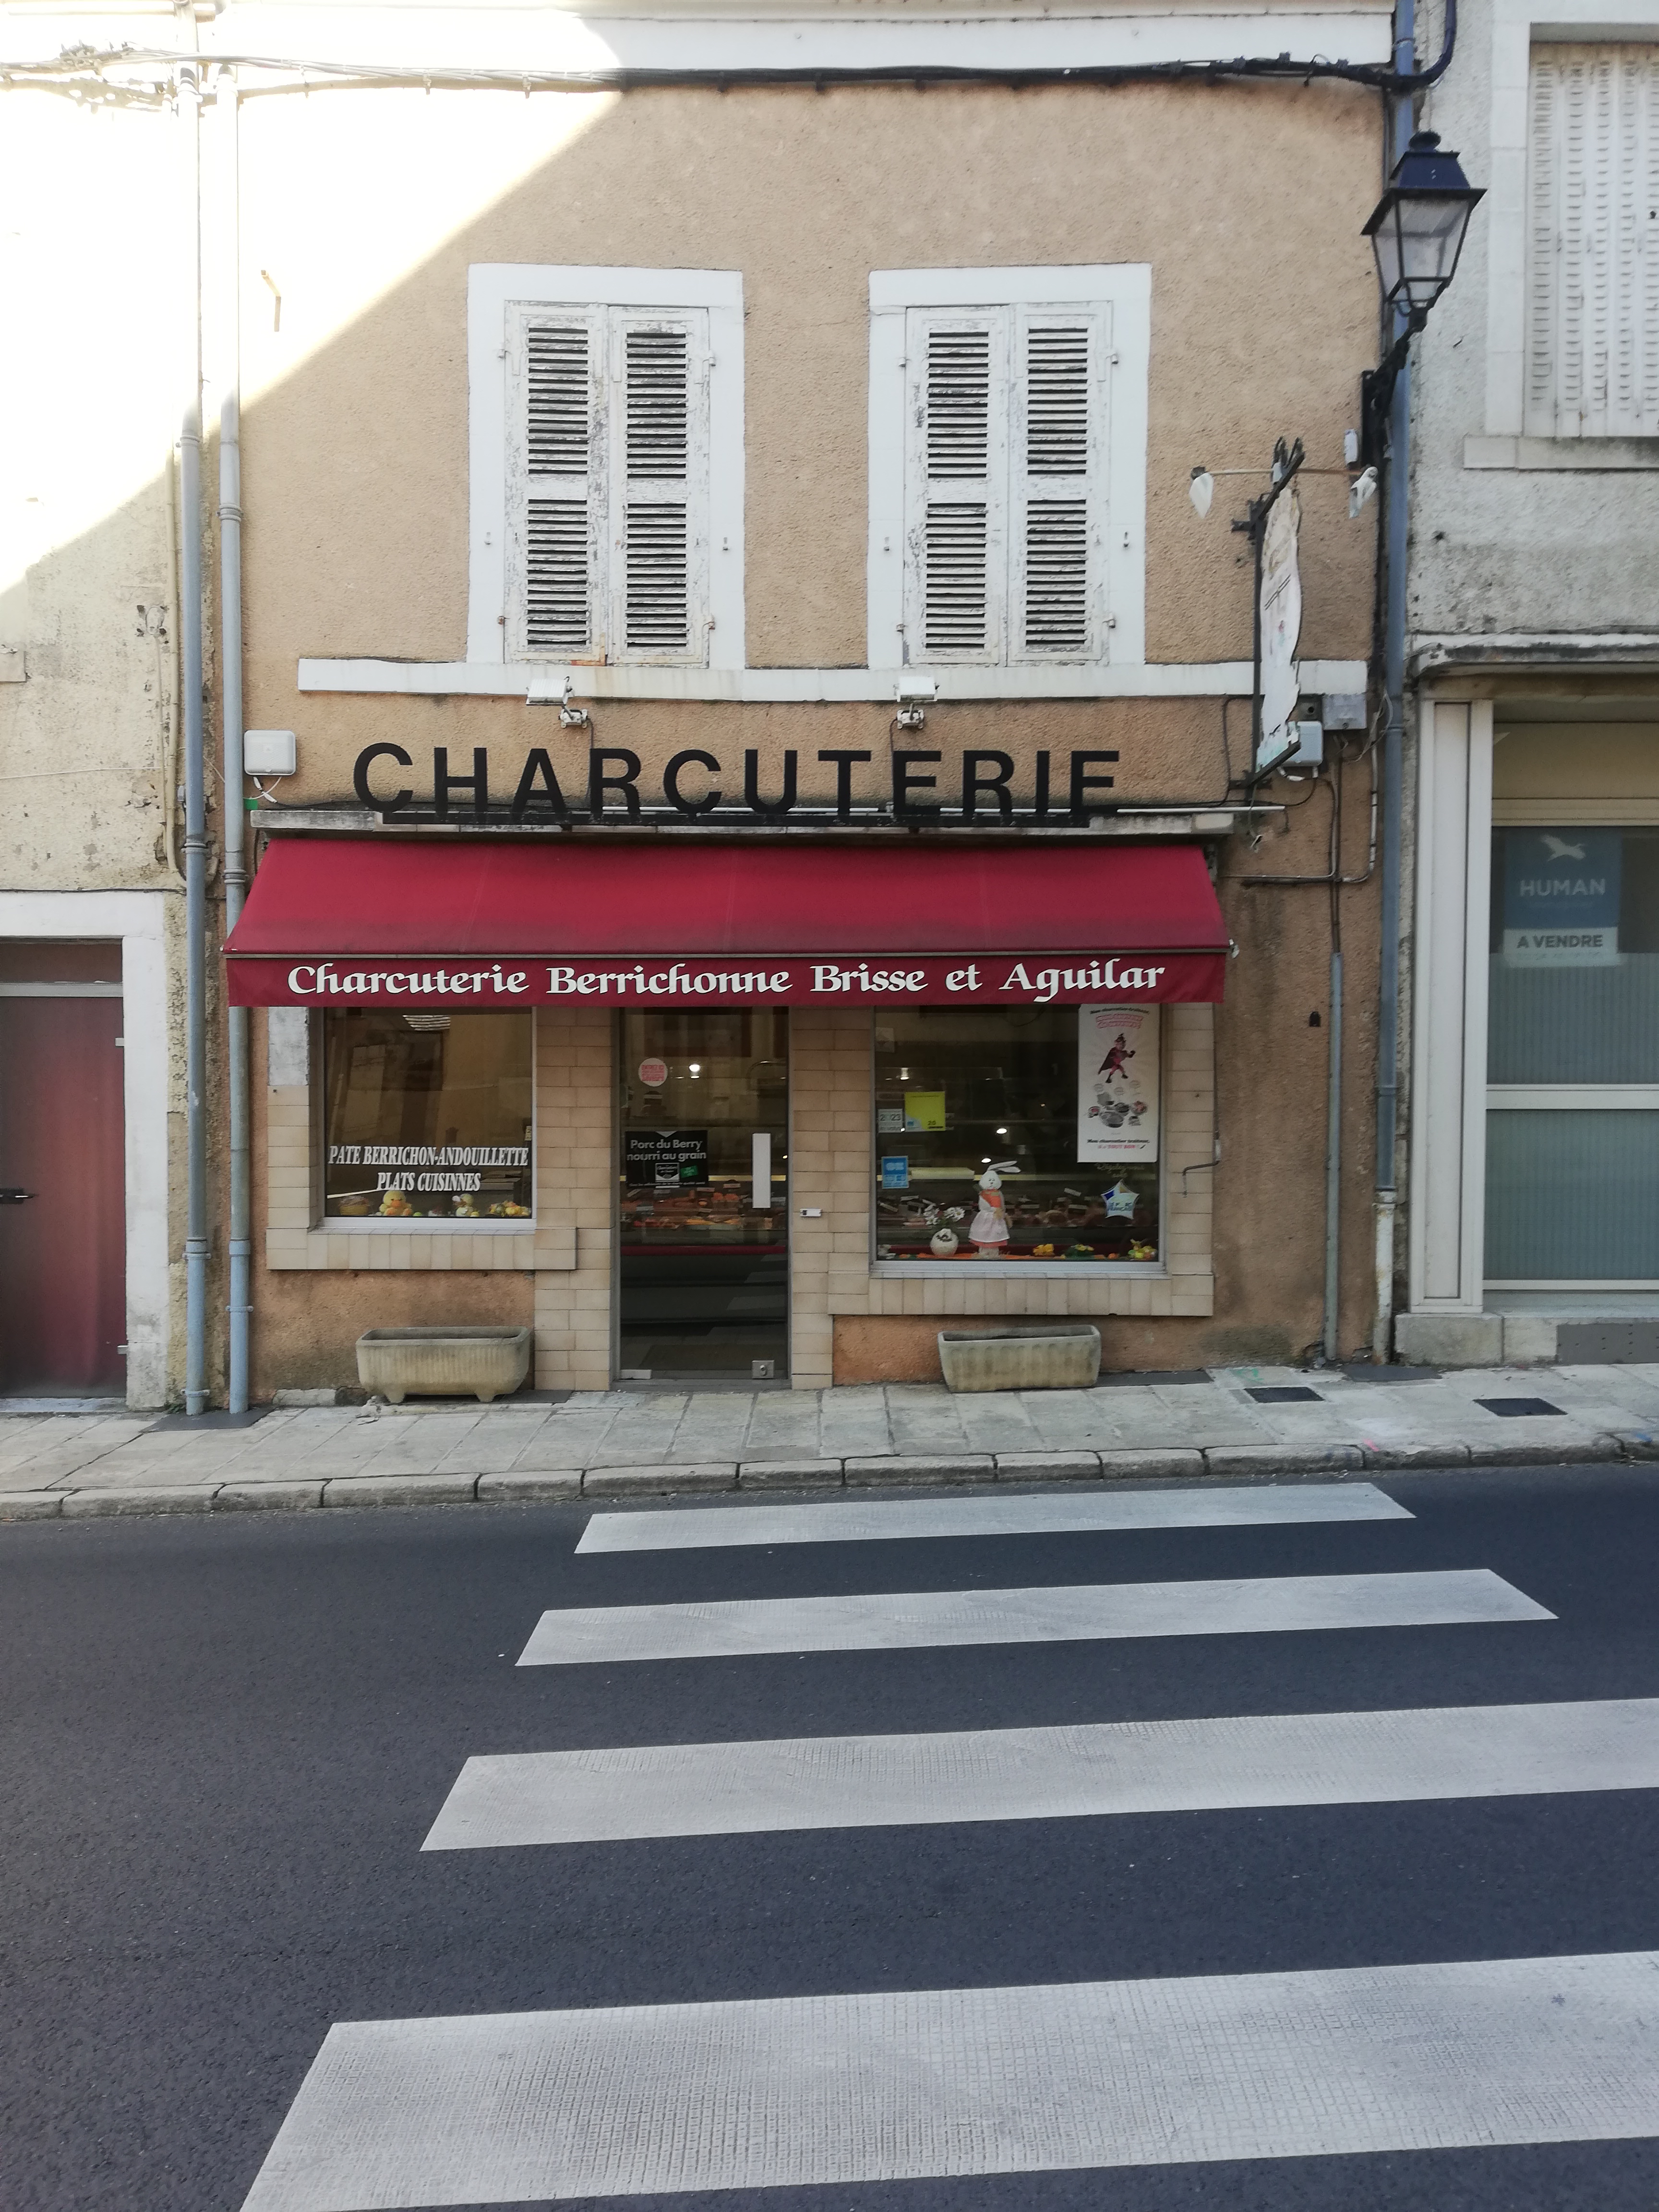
(576, 1480, 1412, 1554)
(421, 1695, 1659, 1849)
(240, 1950, 1659, 2210)
(516, 1568, 1552, 1666)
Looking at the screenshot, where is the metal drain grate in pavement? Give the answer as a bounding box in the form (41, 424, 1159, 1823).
(1476, 1397, 1564, 1418)
(1247, 1386, 1323, 1404)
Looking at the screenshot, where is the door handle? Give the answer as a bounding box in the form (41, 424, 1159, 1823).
(0, 1188, 35, 1203)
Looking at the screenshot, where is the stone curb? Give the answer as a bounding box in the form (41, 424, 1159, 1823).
(60, 1486, 217, 1518)
(1465, 1433, 1620, 1467)
(737, 1460, 844, 1489)
(1360, 1442, 1472, 1470)
(0, 1491, 64, 1519)
(1203, 1443, 1367, 1477)
(844, 1455, 995, 1486)
(582, 1464, 737, 1497)
(215, 1480, 326, 1511)
(4, 1431, 1654, 1522)
(322, 1475, 481, 1507)
(477, 1471, 584, 1502)
(991, 1452, 1101, 1481)
(1099, 1448, 1207, 1480)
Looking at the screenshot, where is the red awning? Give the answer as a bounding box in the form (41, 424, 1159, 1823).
(225, 837, 1229, 1008)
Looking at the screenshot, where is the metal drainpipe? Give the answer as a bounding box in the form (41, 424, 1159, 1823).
(180, 40, 209, 1415)
(1324, 947, 1344, 1361)
(217, 67, 250, 1414)
(1372, 1, 1417, 1361)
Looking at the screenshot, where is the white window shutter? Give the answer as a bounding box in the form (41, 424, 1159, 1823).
(611, 313, 708, 663)
(1527, 45, 1659, 438)
(1011, 311, 1102, 659)
(1527, 55, 1562, 435)
(905, 310, 1006, 661)
(510, 312, 601, 658)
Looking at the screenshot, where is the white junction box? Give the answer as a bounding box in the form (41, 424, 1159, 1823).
(244, 728, 297, 776)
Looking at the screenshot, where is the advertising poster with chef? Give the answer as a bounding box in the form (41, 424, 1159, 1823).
(1078, 1006, 1160, 1163)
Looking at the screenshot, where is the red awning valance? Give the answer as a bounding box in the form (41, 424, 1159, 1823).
(225, 837, 1229, 1008)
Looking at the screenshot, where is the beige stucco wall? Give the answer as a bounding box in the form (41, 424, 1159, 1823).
(238, 76, 1378, 700)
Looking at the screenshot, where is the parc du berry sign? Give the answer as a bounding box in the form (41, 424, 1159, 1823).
(351, 743, 1122, 824)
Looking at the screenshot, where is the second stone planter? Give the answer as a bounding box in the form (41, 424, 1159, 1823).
(938, 1323, 1102, 1392)
(356, 1325, 532, 1405)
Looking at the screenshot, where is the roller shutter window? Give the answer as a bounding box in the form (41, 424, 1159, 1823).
(508, 304, 708, 663)
(1527, 45, 1659, 438)
(903, 304, 1107, 663)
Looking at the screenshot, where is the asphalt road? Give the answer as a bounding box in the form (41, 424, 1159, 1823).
(4, 1463, 1659, 2211)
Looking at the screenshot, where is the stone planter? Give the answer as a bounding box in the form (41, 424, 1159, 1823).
(356, 1325, 532, 1405)
(938, 1324, 1102, 1393)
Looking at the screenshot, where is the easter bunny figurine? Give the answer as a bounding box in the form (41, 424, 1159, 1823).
(969, 1160, 1019, 1257)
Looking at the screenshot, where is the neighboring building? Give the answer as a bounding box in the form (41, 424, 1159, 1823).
(0, 58, 185, 1411)
(1397, 3, 1659, 1365)
(2, 0, 1394, 1400)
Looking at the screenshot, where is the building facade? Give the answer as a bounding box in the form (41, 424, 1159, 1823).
(1396, 0, 1659, 1365)
(3, 0, 1398, 1401)
(0, 42, 188, 1411)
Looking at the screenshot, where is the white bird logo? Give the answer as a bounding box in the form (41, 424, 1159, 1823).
(1541, 834, 1587, 861)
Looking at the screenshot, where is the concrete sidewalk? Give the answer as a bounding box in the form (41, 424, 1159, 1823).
(4, 1361, 1659, 1520)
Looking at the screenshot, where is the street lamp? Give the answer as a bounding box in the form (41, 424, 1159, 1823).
(1359, 132, 1484, 459)
(1363, 129, 1484, 323)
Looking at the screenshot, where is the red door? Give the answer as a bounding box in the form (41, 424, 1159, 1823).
(0, 997, 127, 1395)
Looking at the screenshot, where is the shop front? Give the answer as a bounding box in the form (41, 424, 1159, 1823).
(1403, 696, 1659, 1365)
(228, 834, 1229, 1390)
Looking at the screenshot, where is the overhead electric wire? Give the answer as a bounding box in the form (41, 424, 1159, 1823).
(0, 0, 1455, 103)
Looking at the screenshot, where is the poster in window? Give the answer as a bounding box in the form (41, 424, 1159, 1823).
(625, 1130, 709, 1188)
(1502, 829, 1622, 966)
(1077, 1005, 1159, 1163)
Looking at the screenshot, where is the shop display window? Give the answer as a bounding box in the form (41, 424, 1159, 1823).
(321, 1010, 533, 1221)
(873, 1007, 1162, 1263)
(1489, 826, 1659, 1083)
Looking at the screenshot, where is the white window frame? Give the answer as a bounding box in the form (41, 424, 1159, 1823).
(468, 266, 745, 670)
(867, 265, 1149, 673)
(1484, 12, 1659, 444)
(1409, 699, 1659, 1304)
(1520, 39, 1659, 441)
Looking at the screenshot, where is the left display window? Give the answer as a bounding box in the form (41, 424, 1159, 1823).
(321, 1010, 533, 1220)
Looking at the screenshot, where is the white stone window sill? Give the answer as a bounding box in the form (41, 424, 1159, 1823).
(872, 1260, 1166, 1279)
(1465, 434, 1659, 471)
(320, 1217, 534, 1232)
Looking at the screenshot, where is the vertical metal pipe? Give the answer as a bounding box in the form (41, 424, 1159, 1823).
(217, 69, 250, 1413)
(1372, 9, 1416, 1360)
(180, 47, 208, 1416)
(1324, 948, 1344, 1362)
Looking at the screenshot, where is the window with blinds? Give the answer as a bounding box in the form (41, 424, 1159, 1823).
(1527, 44, 1659, 439)
(506, 305, 709, 662)
(903, 305, 1107, 663)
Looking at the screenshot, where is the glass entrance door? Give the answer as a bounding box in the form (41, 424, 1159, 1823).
(1486, 824, 1659, 1285)
(619, 1010, 789, 1378)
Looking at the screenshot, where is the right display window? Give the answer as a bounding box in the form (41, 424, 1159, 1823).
(873, 1006, 1161, 1263)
